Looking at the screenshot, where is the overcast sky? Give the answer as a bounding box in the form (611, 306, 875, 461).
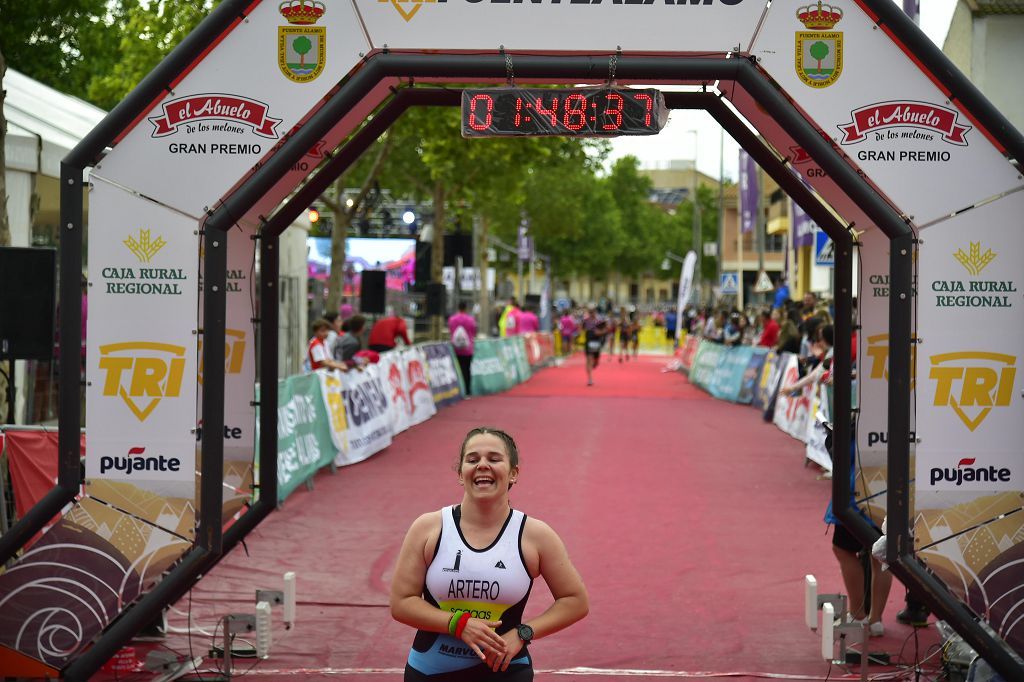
(607, 0, 958, 181)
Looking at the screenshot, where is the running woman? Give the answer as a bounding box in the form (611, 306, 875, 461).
(391, 427, 589, 679)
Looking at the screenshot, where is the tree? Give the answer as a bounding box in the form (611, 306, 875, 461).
(809, 41, 830, 74)
(292, 36, 312, 68)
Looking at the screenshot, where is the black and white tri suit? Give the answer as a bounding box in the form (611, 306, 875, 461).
(406, 505, 534, 679)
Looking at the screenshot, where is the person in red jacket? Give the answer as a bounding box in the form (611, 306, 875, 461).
(368, 308, 411, 352)
(757, 309, 780, 348)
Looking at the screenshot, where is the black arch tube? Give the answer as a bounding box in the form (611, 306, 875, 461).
(52, 44, 1021, 678)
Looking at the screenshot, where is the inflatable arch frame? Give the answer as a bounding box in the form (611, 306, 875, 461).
(0, 0, 1020, 677)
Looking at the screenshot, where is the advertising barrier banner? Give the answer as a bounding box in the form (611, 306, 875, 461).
(379, 351, 412, 435)
(401, 346, 439, 428)
(336, 364, 393, 466)
(276, 373, 336, 502)
(679, 335, 700, 372)
(423, 342, 464, 407)
(472, 339, 513, 395)
(773, 354, 814, 442)
(737, 348, 769, 405)
(707, 346, 754, 402)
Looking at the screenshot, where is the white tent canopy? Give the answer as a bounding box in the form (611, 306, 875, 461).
(3, 68, 106, 178)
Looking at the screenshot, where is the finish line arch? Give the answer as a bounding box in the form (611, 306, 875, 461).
(0, 0, 1021, 677)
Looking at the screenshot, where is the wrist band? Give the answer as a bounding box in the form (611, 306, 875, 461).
(448, 610, 464, 637)
(454, 612, 472, 639)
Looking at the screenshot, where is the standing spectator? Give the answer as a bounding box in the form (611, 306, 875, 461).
(518, 306, 539, 334)
(773, 276, 790, 310)
(340, 301, 354, 322)
(801, 291, 819, 321)
(776, 305, 802, 355)
(324, 311, 342, 358)
(758, 309, 780, 348)
(334, 315, 367, 365)
(664, 307, 678, 348)
(368, 308, 411, 353)
(498, 297, 521, 337)
(723, 313, 743, 347)
(307, 319, 348, 372)
(448, 302, 477, 396)
(558, 309, 578, 356)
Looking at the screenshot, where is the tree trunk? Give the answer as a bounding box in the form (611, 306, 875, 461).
(321, 133, 394, 313)
(431, 182, 445, 281)
(477, 215, 491, 337)
(325, 176, 350, 314)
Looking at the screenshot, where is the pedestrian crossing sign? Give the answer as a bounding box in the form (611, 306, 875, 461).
(720, 272, 739, 294)
(815, 230, 835, 267)
(754, 270, 774, 293)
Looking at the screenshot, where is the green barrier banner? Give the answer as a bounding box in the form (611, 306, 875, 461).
(470, 339, 512, 395)
(508, 336, 532, 382)
(708, 346, 755, 403)
(689, 341, 725, 391)
(276, 373, 337, 503)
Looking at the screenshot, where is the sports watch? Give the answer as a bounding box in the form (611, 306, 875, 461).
(516, 623, 534, 645)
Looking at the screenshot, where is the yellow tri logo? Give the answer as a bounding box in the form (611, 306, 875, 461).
(929, 351, 1016, 431)
(123, 229, 167, 263)
(954, 242, 995, 276)
(98, 342, 187, 421)
(197, 329, 247, 384)
(380, 0, 442, 23)
(865, 333, 917, 389)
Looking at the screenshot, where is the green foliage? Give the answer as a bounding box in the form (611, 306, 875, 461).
(87, 1, 218, 111)
(0, 0, 109, 99)
(292, 36, 312, 57)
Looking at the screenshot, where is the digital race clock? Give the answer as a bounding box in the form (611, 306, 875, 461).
(461, 87, 668, 138)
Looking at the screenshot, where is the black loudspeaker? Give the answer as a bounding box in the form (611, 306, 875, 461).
(443, 233, 473, 267)
(0, 247, 57, 360)
(414, 240, 432, 289)
(360, 270, 387, 314)
(524, 294, 541, 311)
(425, 282, 446, 316)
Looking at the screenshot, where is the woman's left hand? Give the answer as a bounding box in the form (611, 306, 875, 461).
(487, 629, 525, 672)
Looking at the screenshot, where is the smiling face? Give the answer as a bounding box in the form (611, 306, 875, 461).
(459, 432, 518, 496)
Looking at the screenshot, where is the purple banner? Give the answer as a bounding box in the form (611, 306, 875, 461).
(791, 197, 816, 248)
(739, 150, 758, 234)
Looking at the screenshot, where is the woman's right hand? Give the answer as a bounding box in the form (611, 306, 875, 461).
(459, 618, 506, 662)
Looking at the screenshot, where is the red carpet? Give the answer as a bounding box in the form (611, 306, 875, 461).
(138, 354, 937, 681)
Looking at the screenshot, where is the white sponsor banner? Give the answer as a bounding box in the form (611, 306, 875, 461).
(317, 369, 350, 457)
(379, 351, 412, 435)
(804, 394, 832, 473)
(676, 251, 697, 338)
(751, 2, 1023, 227)
(335, 364, 393, 466)
(442, 266, 496, 293)
(401, 347, 439, 427)
(356, 0, 765, 54)
(85, 178, 199, 488)
(197, 223, 258, 462)
(96, 0, 369, 216)
(773, 354, 815, 441)
(915, 191, 1024, 493)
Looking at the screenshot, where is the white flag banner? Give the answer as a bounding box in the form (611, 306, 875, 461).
(675, 250, 698, 339)
(916, 192, 1024, 494)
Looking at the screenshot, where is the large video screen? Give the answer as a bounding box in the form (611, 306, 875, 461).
(307, 237, 415, 294)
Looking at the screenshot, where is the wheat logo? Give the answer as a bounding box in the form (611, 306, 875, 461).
(954, 242, 995, 276)
(930, 351, 1016, 431)
(123, 229, 167, 263)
